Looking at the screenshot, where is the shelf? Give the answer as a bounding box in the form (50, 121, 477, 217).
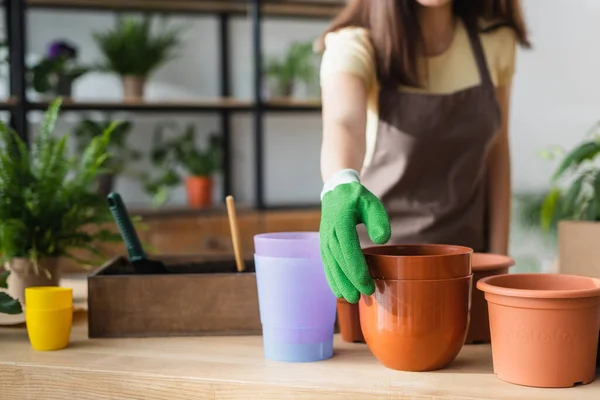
(0, 97, 19, 110)
(27, 98, 253, 113)
(264, 97, 321, 112)
(26, 0, 344, 18)
(24, 98, 322, 113)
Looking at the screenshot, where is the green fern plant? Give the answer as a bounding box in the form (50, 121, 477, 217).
(73, 116, 141, 175)
(0, 98, 123, 270)
(540, 121, 600, 230)
(92, 14, 185, 78)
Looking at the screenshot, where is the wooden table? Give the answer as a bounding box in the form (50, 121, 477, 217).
(1, 319, 599, 400)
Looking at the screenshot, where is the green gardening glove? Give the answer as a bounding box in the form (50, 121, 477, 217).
(319, 169, 391, 304)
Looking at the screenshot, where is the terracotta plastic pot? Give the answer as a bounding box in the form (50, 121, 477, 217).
(477, 273, 600, 388)
(362, 244, 472, 280)
(336, 299, 364, 343)
(185, 176, 213, 208)
(359, 275, 472, 371)
(465, 253, 515, 344)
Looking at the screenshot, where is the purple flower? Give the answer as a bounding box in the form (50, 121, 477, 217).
(47, 40, 77, 59)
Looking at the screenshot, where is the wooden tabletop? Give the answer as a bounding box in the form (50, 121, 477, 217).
(0, 320, 598, 399)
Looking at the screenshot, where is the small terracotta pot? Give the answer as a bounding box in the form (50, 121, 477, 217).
(360, 275, 472, 371)
(465, 253, 515, 344)
(186, 176, 213, 208)
(121, 75, 145, 102)
(336, 299, 364, 343)
(5, 258, 61, 305)
(478, 273, 600, 388)
(362, 244, 472, 280)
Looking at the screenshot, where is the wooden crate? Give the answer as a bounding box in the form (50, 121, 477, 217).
(87, 254, 260, 338)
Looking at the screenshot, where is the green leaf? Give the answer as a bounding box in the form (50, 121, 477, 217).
(541, 187, 561, 231)
(551, 141, 600, 182)
(0, 292, 22, 315)
(561, 174, 586, 217)
(0, 270, 9, 289)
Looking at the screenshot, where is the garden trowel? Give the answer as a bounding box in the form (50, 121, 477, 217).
(107, 192, 169, 274)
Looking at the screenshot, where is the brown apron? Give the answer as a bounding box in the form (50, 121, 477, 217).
(358, 20, 501, 252)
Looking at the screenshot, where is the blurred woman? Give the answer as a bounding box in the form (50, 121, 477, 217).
(318, 0, 530, 303)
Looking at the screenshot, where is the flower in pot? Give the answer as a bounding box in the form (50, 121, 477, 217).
(29, 40, 91, 99)
(73, 116, 142, 197)
(93, 14, 185, 101)
(0, 98, 123, 304)
(264, 41, 318, 99)
(359, 244, 473, 371)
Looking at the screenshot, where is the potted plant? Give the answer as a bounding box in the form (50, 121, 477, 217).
(264, 41, 318, 99)
(0, 271, 22, 315)
(0, 98, 123, 304)
(29, 40, 91, 99)
(142, 122, 222, 208)
(540, 120, 600, 278)
(173, 125, 222, 209)
(93, 14, 185, 101)
(73, 116, 142, 197)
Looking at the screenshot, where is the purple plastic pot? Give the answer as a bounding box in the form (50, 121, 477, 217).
(254, 232, 320, 259)
(253, 231, 336, 362)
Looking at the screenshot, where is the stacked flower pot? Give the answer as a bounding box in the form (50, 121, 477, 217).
(336, 244, 600, 388)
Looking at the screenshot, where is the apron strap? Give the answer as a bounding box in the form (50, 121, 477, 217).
(463, 18, 495, 91)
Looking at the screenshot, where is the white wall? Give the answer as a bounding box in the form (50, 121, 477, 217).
(511, 0, 600, 192)
(3, 0, 600, 210)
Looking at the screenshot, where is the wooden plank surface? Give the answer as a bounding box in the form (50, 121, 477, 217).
(0, 318, 598, 399)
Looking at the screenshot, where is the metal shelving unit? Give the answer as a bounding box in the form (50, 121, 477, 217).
(3, 0, 340, 210)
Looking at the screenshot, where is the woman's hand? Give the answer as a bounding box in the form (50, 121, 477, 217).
(320, 170, 391, 304)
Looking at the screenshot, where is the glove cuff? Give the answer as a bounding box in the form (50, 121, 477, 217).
(320, 169, 360, 200)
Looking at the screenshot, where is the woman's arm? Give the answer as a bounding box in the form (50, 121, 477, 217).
(320, 72, 369, 182)
(487, 83, 513, 255)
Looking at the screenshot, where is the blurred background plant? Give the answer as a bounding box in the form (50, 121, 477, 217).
(540, 120, 600, 230)
(264, 41, 318, 98)
(142, 122, 222, 207)
(29, 40, 91, 98)
(73, 115, 142, 197)
(93, 13, 186, 100)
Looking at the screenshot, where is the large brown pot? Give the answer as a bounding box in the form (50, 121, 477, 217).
(5, 258, 61, 305)
(359, 244, 473, 371)
(478, 273, 600, 388)
(465, 253, 515, 344)
(186, 176, 213, 209)
(121, 75, 145, 102)
(360, 275, 472, 371)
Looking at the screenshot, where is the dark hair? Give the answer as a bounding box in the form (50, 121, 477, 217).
(317, 0, 530, 87)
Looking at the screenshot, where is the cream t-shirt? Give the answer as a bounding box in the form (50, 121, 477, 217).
(320, 19, 517, 168)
